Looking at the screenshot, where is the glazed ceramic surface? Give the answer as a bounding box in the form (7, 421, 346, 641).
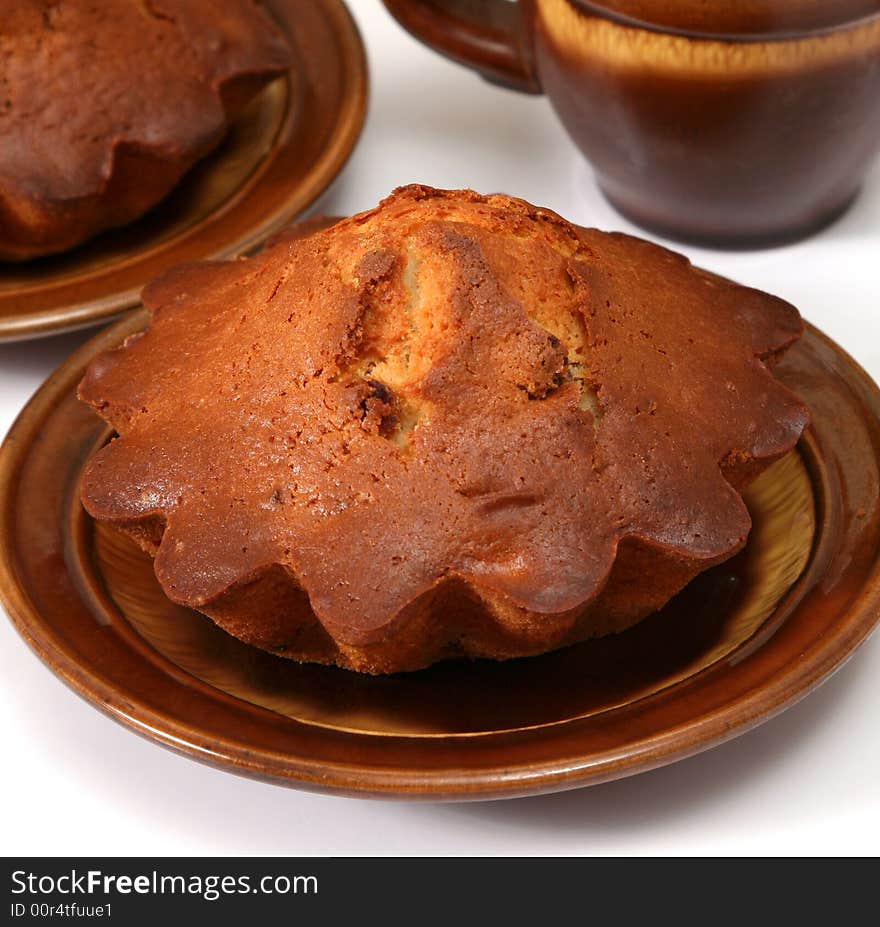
(384, 0, 880, 246)
(0, 0, 367, 342)
(1, 308, 878, 798)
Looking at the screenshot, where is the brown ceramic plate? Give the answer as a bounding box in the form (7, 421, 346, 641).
(1, 314, 879, 799)
(0, 0, 367, 343)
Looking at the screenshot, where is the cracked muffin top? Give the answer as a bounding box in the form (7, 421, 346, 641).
(79, 185, 809, 649)
(0, 0, 291, 259)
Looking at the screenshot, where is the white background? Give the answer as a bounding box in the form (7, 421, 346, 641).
(2, 1, 879, 856)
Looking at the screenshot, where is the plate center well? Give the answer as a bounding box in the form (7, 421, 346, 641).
(89, 451, 815, 737)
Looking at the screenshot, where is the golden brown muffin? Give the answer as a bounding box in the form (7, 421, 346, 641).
(0, 0, 291, 261)
(79, 186, 809, 673)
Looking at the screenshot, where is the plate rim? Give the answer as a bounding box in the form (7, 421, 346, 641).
(1, 315, 879, 800)
(0, 0, 368, 342)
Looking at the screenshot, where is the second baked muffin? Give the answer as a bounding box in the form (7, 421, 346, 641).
(0, 0, 292, 260)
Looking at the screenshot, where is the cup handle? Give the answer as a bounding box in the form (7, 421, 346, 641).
(383, 0, 541, 93)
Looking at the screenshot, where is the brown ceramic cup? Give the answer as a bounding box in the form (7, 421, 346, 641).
(383, 0, 880, 246)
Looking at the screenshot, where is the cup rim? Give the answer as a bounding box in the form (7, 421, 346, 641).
(565, 0, 880, 43)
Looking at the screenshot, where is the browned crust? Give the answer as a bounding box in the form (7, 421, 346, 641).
(0, 1, 292, 261)
(78, 185, 809, 673)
